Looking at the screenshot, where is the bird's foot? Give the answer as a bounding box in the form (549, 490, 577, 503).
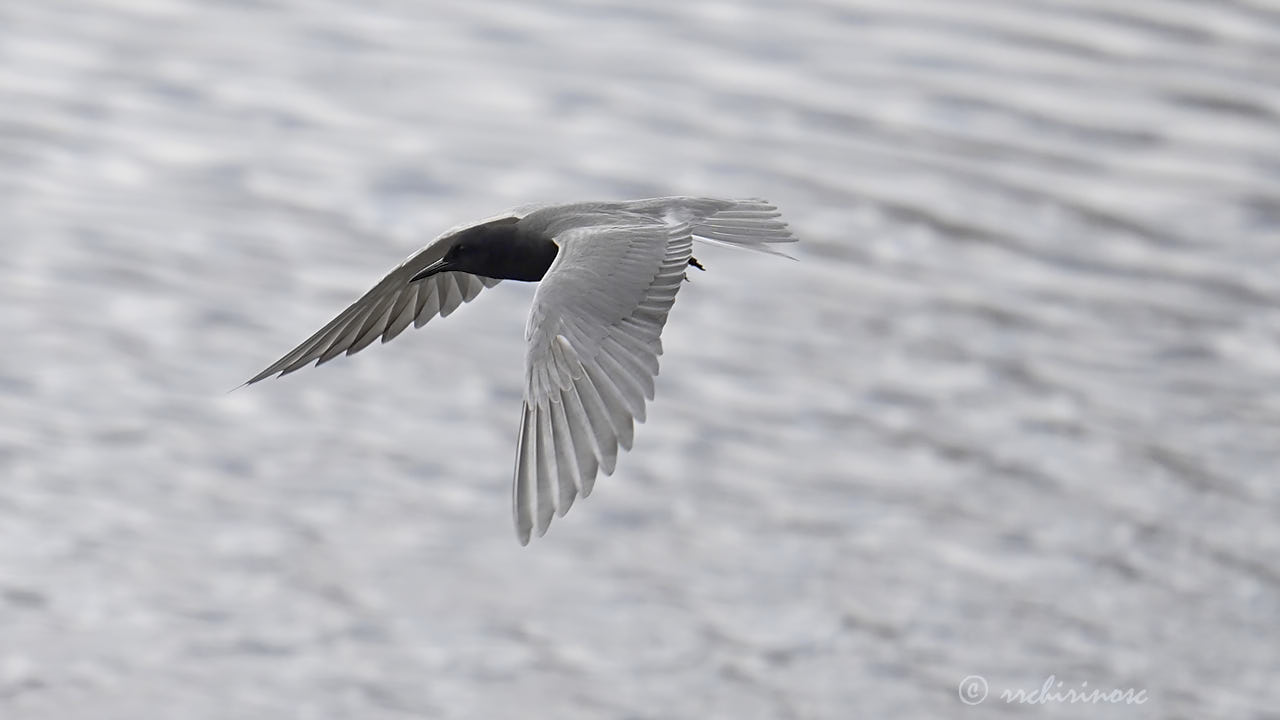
(683, 257, 706, 282)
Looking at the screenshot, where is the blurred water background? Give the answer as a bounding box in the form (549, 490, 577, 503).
(2, 1, 1278, 718)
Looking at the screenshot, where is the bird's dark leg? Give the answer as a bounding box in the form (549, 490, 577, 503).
(683, 256, 706, 282)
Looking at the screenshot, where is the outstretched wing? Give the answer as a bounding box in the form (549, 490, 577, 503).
(513, 220, 693, 544)
(244, 224, 510, 385)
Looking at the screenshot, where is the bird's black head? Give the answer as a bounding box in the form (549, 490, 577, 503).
(411, 217, 558, 283)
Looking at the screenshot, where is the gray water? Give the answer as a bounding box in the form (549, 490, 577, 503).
(2, 1, 1278, 718)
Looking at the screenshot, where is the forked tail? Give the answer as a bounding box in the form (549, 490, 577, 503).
(688, 198, 797, 258)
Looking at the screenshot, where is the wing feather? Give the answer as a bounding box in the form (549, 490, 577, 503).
(593, 350, 649, 421)
(513, 408, 537, 542)
(348, 293, 398, 355)
(579, 360, 638, 447)
(600, 336, 657, 398)
(244, 219, 513, 385)
(381, 285, 420, 343)
(414, 281, 441, 328)
(513, 221, 692, 543)
(556, 387, 601, 496)
(533, 404, 558, 528)
(437, 273, 463, 318)
(547, 396, 580, 511)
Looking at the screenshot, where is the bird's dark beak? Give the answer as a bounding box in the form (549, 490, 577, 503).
(410, 258, 451, 282)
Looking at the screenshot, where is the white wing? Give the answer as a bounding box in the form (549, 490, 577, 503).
(513, 220, 694, 544)
(245, 227, 508, 385)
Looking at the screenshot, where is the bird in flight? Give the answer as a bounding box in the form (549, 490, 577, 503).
(246, 197, 796, 544)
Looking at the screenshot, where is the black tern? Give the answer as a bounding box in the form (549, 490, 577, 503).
(246, 197, 796, 544)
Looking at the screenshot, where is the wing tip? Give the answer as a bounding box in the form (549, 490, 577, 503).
(241, 368, 280, 387)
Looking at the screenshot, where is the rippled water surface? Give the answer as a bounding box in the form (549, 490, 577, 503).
(2, 1, 1278, 718)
